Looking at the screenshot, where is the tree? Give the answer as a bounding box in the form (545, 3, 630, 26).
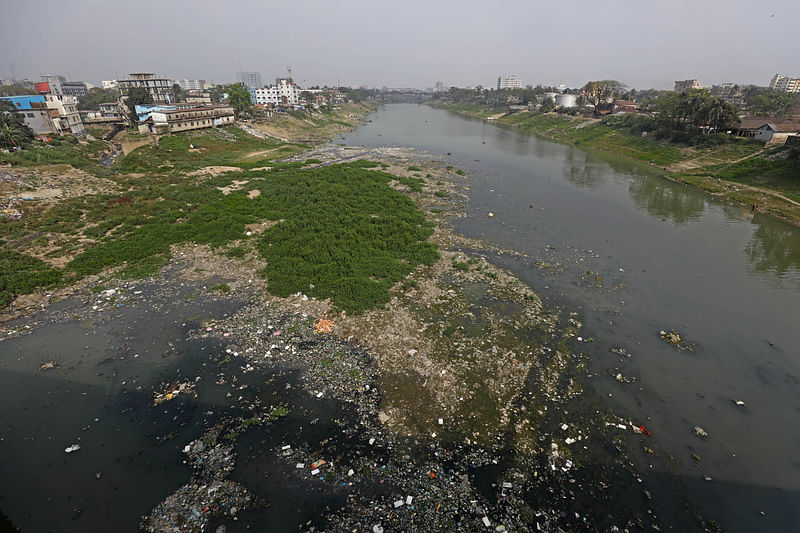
(0, 84, 34, 97)
(582, 80, 626, 114)
(78, 87, 119, 110)
(125, 86, 152, 122)
(539, 96, 555, 113)
(225, 83, 252, 116)
(0, 100, 34, 149)
(170, 83, 185, 103)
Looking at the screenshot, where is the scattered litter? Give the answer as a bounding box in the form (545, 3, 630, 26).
(314, 318, 334, 333)
(733, 400, 746, 407)
(394, 499, 404, 508)
(483, 516, 491, 527)
(296, 463, 305, 469)
(64, 444, 81, 453)
(693, 426, 708, 439)
(39, 361, 58, 371)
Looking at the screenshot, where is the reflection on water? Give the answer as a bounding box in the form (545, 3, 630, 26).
(563, 148, 603, 188)
(746, 213, 800, 278)
(628, 174, 706, 225)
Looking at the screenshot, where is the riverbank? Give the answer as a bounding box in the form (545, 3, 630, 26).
(429, 102, 800, 225)
(1, 120, 711, 530)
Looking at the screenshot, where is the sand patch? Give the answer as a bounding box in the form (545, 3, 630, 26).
(188, 166, 244, 177)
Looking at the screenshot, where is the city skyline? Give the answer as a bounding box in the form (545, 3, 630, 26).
(1, 0, 798, 90)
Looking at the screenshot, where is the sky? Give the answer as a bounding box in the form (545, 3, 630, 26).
(1, 0, 797, 90)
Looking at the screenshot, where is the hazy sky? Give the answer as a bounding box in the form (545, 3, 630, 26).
(2, 0, 797, 90)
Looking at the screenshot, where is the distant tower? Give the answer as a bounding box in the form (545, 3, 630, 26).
(287, 65, 293, 83)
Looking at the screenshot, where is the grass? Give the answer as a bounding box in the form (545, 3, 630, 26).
(0, 245, 62, 307)
(2, 159, 439, 315)
(117, 126, 305, 173)
(0, 136, 111, 174)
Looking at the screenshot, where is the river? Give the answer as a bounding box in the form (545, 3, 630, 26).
(342, 103, 800, 532)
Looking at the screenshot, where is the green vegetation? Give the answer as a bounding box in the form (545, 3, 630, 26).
(0, 246, 62, 307)
(225, 82, 252, 117)
(0, 100, 34, 150)
(0, 135, 111, 172)
(118, 126, 304, 172)
(125, 86, 152, 119)
(77, 88, 119, 111)
(2, 141, 438, 314)
(209, 283, 231, 293)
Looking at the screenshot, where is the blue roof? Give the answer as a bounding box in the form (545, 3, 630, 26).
(0, 95, 46, 110)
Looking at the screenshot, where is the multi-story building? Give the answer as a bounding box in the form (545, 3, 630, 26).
(252, 79, 301, 106)
(144, 104, 235, 134)
(497, 75, 522, 90)
(674, 79, 705, 93)
(61, 81, 88, 98)
(236, 71, 262, 89)
(176, 79, 205, 91)
(434, 81, 445, 93)
(102, 80, 119, 90)
(118, 73, 173, 103)
(44, 94, 85, 136)
(769, 74, 800, 94)
(0, 95, 56, 135)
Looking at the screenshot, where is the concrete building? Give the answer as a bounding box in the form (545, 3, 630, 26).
(81, 102, 124, 124)
(497, 75, 523, 90)
(0, 95, 56, 135)
(434, 81, 445, 93)
(102, 80, 119, 90)
(44, 94, 85, 136)
(61, 81, 88, 98)
(118, 73, 173, 103)
(145, 104, 235, 134)
(237, 71, 262, 89)
(252, 79, 301, 106)
(754, 122, 800, 145)
(769, 74, 800, 94)
(674, 79, 705, 93)
(176, 79, 205, 91)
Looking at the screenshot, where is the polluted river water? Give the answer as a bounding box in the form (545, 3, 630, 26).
(341, 103, 800, 532)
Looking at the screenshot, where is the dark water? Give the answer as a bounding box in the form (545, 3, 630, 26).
(342, 104, 800, 532)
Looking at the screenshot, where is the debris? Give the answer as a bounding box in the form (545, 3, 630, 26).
(693, 426, 708, 439)
(39, 361, 58, 371)
(732, 400, 746, 407)
(659, 330, 682, 345)
(65, 444, 81, 453)
(487, 212, 494, 218)
(314, 318, 334, 333)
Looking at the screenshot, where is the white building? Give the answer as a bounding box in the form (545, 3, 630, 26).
(253, 79, 301, 106)
(497, 75, 523, 90)
(44, 94, 86, 136)
(102, 80, 118, 90)
(769, 74, 800, 94)
(176, 79, 205, 91)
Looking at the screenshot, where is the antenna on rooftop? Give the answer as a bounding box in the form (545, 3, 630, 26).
(287, 65, 292, 83)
